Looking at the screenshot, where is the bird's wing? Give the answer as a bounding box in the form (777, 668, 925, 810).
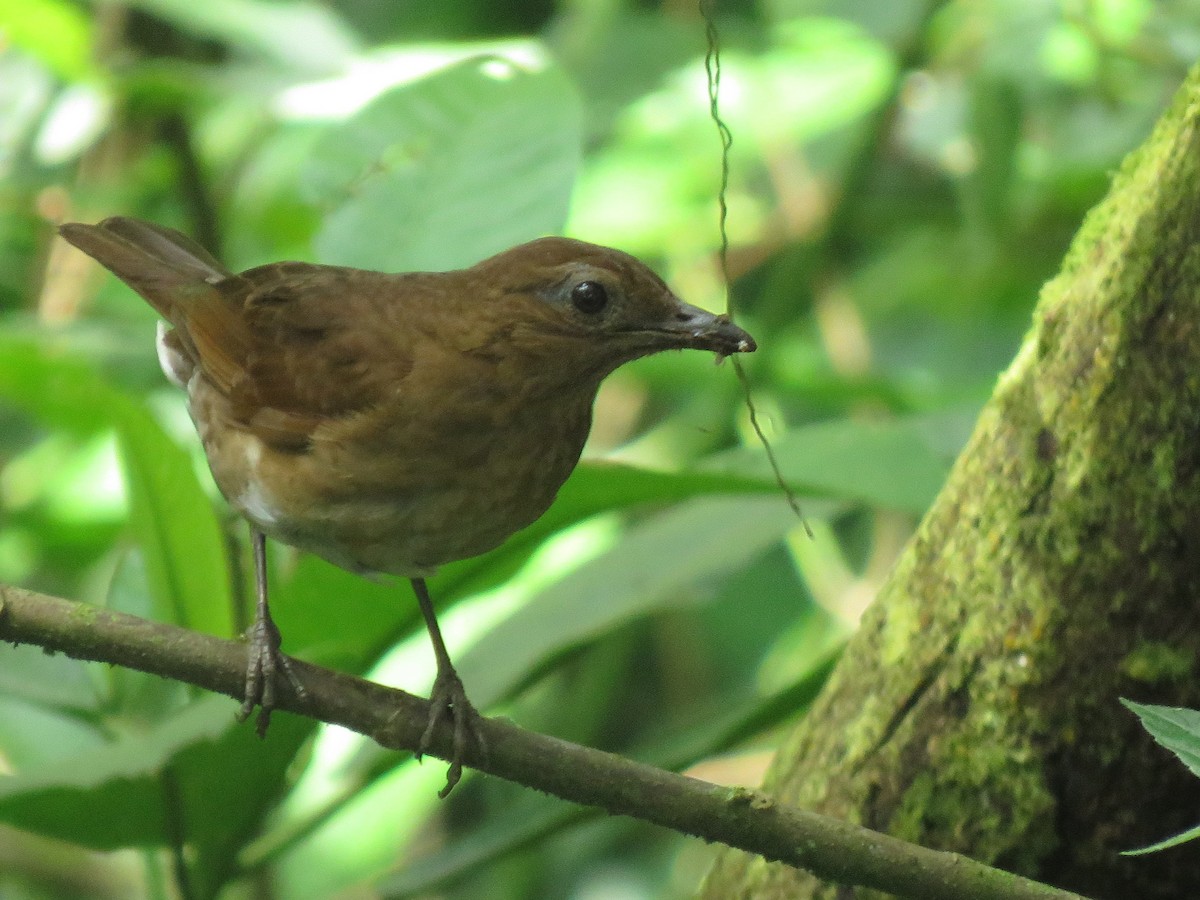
(61, 218, 425, 452)
(191, 263, 420, 452)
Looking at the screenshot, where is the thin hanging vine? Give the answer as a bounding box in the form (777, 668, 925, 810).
(700, 0, 811, 535)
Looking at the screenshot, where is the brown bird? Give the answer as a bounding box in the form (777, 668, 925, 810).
(58, 216, 756, 794)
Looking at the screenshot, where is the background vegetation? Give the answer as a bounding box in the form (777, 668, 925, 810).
(0, 0, 1195, 897)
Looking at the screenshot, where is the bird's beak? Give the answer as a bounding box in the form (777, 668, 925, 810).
(653, 300, 757, 356)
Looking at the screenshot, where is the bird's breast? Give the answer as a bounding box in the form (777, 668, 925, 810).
(190, 368, 595, 578)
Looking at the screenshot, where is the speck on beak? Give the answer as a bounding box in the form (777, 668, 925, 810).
(663, 301, 757, 356)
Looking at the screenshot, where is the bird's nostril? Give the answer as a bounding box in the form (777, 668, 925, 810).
(675, 310, 693, 322)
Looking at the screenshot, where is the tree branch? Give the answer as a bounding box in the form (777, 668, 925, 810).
(0, 583, 1086, 900)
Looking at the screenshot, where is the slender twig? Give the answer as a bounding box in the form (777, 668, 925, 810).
(0, 584, 1089, 900)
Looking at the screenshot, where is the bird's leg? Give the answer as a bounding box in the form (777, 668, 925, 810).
(411, 577, 485, 797)
(237, 528, 305, 737)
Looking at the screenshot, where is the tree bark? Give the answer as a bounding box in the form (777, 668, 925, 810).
(702, 66, 1200, 900)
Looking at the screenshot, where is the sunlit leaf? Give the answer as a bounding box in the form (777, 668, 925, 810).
(708, 416, 954, 515)
(0, 336, 233, 636)
(0, 0, 95, 80)
(111, 399, 234, 637)
(307, 55, 581, 272)
(458, 494, 800, 708)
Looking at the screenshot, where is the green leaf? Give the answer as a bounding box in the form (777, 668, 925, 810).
(272, 761, 447, 900)
(965, 76, 1022, 234)
(1120, 699, 1200, 854)
(0, 696, 235, 847)
(381, 651, 840, 895)
(0, 640, 99, 714)
(494, 462, 786, 558)
(121, 0, 358, 73)
(0, 335, 123, 435)
(1123, 699, 1200, 778)
(174, 710, 314, 898)
(457, 494, 801, 709)
(0, 335, 233, 636)
(0, 694, 107, 772)
(0, 0, 95, 80)
(307, 55, 582, 272)
(755, 17, 895, 142)
(110, 399, 234, 637)
(707, 416, 954, 515)
(0, 695, 312, 896)
(1122, 821, 1200, 856)
(271, 552, 405, 670)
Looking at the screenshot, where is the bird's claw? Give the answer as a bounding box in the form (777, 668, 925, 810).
(237, 613, 305, 737)
(417, 667, 486, 798)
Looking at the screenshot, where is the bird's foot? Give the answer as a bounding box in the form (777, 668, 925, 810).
(236, 612, 305, 737)
(417, 666, 486, 798)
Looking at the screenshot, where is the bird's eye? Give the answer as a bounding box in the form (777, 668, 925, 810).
(570, 281, 608, 314)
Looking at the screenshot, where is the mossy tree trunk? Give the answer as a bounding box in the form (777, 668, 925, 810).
(701, 66, 1200, 900)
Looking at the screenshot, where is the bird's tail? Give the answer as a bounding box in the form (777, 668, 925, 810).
(58, 217, 231, 321)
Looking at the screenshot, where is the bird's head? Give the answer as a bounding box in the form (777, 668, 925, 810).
(467, 237, 755, 385)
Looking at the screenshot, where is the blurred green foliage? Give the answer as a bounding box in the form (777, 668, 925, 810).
(0, 0, 1195, 897)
